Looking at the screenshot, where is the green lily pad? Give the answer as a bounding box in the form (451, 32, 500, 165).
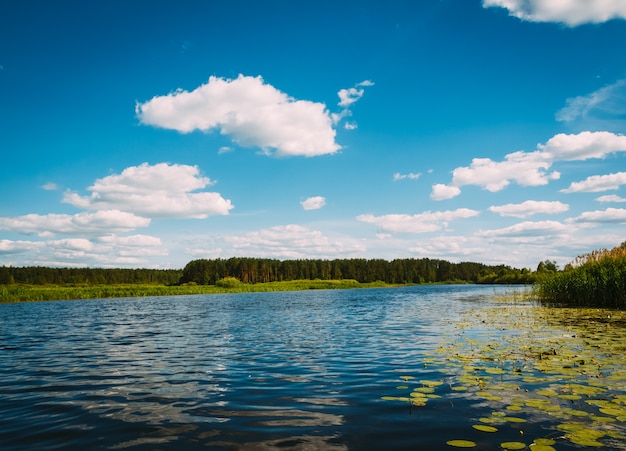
(447, 439, 477, 448)
(473, 424, 498, 432)
(500, 441, 526, 449)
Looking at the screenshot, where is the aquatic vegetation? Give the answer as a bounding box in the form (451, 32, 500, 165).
(382, 300, 626, 449)
(0, 279, 392, 303)
(535, 242, 626, 309)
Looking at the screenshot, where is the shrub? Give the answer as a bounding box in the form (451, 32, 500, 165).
(215, 277, 241, 288)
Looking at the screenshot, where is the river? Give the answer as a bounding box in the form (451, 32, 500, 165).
(1, 285, 624, 450)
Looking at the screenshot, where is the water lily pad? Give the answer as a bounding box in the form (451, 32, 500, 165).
(557, 422, 585, 432)
(506, 405, 523, 411)
(421, 380, 443, 387)
(532, 439, 555, 446)
(502, 416, 527, 423)
(535, 389, 558, 397)
(446, 439, 477, 448)
(500, 441, 526, 449)
(413, 386, 435, 393)
(473, 424, 498, 433)
(558, 394, 582, 401)
(381, 396, 411, 402)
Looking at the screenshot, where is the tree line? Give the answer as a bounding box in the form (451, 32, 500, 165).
(0, 266, 182, 286)
(179, 257, 535, 285)
(0, 257, 540, 287)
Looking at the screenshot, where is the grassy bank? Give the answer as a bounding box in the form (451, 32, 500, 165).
(0, 279, 393, 303)
(535, 243, 626, 309)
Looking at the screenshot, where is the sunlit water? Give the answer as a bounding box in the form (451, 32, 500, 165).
(1, 285, 624, 450)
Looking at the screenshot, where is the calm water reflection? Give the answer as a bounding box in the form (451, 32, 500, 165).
(2, 284, 617, 450)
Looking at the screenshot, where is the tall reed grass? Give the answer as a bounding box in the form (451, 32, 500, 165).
(535, 244, 626, 309)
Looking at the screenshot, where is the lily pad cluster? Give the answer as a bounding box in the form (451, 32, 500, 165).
(382, 299, 626, 449)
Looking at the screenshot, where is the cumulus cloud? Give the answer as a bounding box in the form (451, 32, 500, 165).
(393, 172, 421, 181)
(136, 74, 341, 157)
(300, 196, 326, 210)
(63, 162, 233, 219)
(556, 79, 626, 124)
(431, 131, 626, 200)
(450, 151, 559, 192)
(225, 224, 365, 258)
(596, 194, 626, 203)
(561, 171, 626, 193)
(483, 0, 626, 26)
(539, 131, 626, 161)
(568, 208, 626, 223)
(0, 210, 150, 237)
(488, 200, 569, 218)
(431, 184, 462, 200)
(357, 208, 479, 234)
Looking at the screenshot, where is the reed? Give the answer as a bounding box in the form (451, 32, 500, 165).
(535, 243, 626, 309)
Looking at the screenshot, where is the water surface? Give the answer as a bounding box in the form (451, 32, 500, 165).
(1, 285, 624, 450)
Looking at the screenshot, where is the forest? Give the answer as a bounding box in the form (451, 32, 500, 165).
(179, 257, 535, 285)
(0, 257, 537, 286)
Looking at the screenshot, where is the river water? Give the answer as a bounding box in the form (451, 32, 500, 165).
(1, 285, 624, 450)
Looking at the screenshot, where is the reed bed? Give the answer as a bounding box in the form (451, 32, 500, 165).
(535, 244, 626, 309)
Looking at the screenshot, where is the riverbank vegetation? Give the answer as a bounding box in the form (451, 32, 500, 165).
(0, 279, 389, 303)
(535, 243, 626, 309)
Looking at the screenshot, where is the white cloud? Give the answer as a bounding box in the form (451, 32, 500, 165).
(331, 80, 374, 130)
(568, 207, 626, 223)
(483, 0, 626, 26)
(0, 210, 150, 237)
(539, 131, 626, 161)
(0, 239, 43, 254)
(357, 208, 479, 234)
(450, 151, 559, 192)
(409, 235, 485, 259)
(488, 200, 569, 218)
(336, 80, 374, 108)
(218, 146, 233, 154)
(556, 79, 626, 123)
(561, 171, 626, 193)
(432, 131, 626, 199)
(63, 162, 233, 219)
(42, 182, 59, 191)
(393, 172, 421, 181)
(136, 74, 341, 157)
(477, 220, 572, 238)
(596, 194, 626, 203)
(430, 183, 461, 200)
(300, 196, 326, 210)
(226, 224, 365, 258)
(338, 87, 365, 108)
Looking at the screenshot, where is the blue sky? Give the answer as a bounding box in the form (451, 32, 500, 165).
(1, 0, 626, 270)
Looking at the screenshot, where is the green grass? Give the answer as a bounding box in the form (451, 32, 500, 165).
(0, 279, 394, 303)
